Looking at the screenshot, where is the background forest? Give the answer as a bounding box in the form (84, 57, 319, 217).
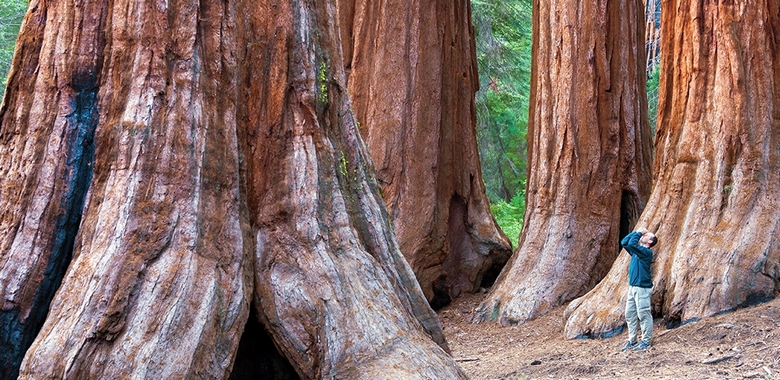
(0, 0, 25, 97)
(0, 0, 659, 245)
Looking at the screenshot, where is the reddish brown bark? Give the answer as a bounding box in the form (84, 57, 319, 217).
(472, 0, 653, 325)
(338, 0, 512, 308)
(240, 0, 465, 378)
(3, 1, 253, 378)
(0, 1, 54, 374)
(565, 0, 780, 339)
(0, 0, 466, 378)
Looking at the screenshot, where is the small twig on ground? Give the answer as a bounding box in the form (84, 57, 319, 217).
(455, 357, 480, 363)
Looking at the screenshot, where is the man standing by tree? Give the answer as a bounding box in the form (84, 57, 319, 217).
(621, 227, 657, 351)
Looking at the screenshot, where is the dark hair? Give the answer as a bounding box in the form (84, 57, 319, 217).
(648, 235, 658, 248)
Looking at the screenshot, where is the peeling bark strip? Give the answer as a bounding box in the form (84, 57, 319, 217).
(472, 0, 653, 325)
(338, 0, 512, 308)
(241, 0, 466, 379)
(8, 0, 253, 378)
(565, 0, 780, 339)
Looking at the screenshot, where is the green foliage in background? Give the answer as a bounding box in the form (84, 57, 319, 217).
(490, 189, 525, 243)
(646, 66, 660, 136)
(0, 0, 26, 99)
(472, 0, 532, 238)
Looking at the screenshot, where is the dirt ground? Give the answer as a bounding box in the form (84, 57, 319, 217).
(439, 291, 780, 380)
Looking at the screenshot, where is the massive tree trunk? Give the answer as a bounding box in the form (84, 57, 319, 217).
(564, 0, 780, 339)
(472, 0, 653, 325)
(4, 1, 253, 378)
(0, 0, 465, 379)
(338, 0, 513, 309)
(240, 1, 465, 379)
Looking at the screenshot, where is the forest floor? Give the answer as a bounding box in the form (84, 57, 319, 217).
(439, 291, 780, 380)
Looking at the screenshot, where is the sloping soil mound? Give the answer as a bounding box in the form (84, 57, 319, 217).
(440, 291, 780, 379)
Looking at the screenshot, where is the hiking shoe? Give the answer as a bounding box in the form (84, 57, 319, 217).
(621, 341, 636, 352)
(633, 341, 651, 350)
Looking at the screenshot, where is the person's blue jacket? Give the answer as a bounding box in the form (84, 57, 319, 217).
(621, 231, 653, 288)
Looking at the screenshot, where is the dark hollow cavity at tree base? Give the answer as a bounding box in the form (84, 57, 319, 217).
(229, 308, 299, 380)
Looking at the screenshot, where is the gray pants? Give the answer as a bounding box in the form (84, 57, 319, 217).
(625, 285, 653, 343)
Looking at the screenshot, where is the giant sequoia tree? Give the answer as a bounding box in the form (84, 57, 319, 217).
(564, 0, 780, 338)
(0, 0, 466, 379)
(337, 0, 513, 309)
(472, 0, 653, 325)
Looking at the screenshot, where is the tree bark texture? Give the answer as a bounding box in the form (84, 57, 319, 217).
(338, 0, 513, 309)
(0, 0, 465, 379)
(241, 1, 465, 379)
(473, 0, 653, 325)
(3, 1, 253, 378)
(0, 3, 63, 378)
(564, 0, 780, 339)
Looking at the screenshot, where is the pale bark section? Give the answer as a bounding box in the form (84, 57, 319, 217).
(339, 0, 512, 307)
(473, 0, 652, 325)
(565, 1, 780, 339)
(15, 1, 252, 378)
(241, 1, 466, 379)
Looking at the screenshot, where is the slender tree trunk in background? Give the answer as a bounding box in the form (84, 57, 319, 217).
(645, 0, 661, 72)
(564, 0, 780, 339)
(338, 0, 512, 309)
(0, 0, 465, 379)
(473, 0, 653, 325)
(240, 1, 465, 378)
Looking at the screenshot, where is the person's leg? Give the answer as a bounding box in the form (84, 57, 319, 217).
(636, 286, 653, 344)
(624, 286, 639, 344)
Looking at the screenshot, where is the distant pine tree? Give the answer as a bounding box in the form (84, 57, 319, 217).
(472, 0, 532, 207)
